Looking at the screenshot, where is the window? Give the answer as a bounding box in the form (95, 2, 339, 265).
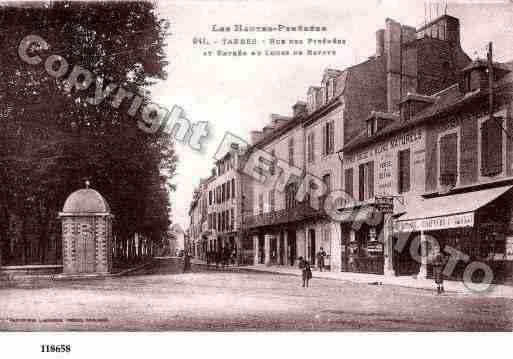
(288, 138, 294, 166)
(222, 183, 226, 202)
(285, 182, 298, 209)
(269, 190, 275, 212)
(270, 149, 276, 175)
(439, 133, 458, 187)
(358, 161, 374, 201)
(226, 181, 230, 200)
(213, 213, 217, 230)
(322, 174, 331, 194)
(344, 168, 353, 197)
(209, 191, 212, 205)
(325, 82, 330, 103)
(322, 121, 334, 155)
(481, 118, 503, 177)
(258, 193, 264, 215)
(307, 132, 315, 163)
(230, 208, 234, 230)
(398, 149, 411, 193)
(231, 178, 235, 198)
(218, 212, 222, 231)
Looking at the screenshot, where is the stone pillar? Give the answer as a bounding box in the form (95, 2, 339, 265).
(418, 230, 428, 278)
(383, 213, 395, 277)
(296, 228, 306, 260)
(277, 232, 282, 265)
(264, 234, 271, 265)
(330, 222, 342, 272)
(283, 230, 288, 265)
(253, 235, 259, 265)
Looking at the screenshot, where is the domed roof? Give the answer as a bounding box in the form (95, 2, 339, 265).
(61, 188, 110, 214)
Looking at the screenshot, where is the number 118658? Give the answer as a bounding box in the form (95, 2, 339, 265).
(41, 345, 71, 353)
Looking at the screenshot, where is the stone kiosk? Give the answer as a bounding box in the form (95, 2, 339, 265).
(59, 183, 113, 274)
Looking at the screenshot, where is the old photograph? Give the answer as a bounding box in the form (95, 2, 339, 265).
(1, 0, 513, 339)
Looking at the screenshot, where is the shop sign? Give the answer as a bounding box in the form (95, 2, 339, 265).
(397, 212, 474, 232)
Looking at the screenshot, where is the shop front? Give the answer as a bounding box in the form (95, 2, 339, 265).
(339, 197, 394, 275)
(395, 185, 513, 283)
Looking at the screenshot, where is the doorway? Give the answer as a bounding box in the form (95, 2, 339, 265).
(308, 228, 316, 265)
(288, 230, 296, 266)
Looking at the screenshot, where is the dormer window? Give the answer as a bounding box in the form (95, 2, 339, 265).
(400, 93, 436, 121)
(367, 119, 377, 137)
(459, 60, 509, 94)
(308, 94, 315, 111)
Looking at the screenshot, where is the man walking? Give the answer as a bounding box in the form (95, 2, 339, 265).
(298, 256, 312, 287)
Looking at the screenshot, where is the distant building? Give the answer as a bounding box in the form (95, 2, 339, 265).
(169, 223, 185, 256)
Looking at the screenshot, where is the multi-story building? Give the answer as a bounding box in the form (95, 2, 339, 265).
(188, 145, 254, 264)
(342, 45, 513, 283)
(243, 15, 470, 272)
(188, 179, 208, 258)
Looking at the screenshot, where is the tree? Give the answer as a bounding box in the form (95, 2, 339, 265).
(0, 1, 175, 265)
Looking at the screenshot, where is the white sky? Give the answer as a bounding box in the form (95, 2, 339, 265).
(150, 0, 513, 229)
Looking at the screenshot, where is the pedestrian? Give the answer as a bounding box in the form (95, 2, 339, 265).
(316, 247, 327, 272)
(298, 256, 312, 287)
(433, 251, 446, 294)
(183, 251, 191, 273)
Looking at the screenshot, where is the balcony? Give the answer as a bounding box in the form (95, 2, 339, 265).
(243, 198, 327, 230)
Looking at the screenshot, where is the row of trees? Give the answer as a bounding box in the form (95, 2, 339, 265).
(0, 2, 176, 266)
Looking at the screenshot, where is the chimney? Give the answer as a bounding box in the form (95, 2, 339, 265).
(385, 18, 403, 112)
(402, 25, 416, 43)
(250, 130, 263, 144)
(292, 101, 307, 117)
(376, 29, 385, 57)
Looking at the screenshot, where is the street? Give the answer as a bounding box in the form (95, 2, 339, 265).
(1, 264, 512, 331)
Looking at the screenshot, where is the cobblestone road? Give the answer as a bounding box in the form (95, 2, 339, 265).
(1, 270, 512, 331)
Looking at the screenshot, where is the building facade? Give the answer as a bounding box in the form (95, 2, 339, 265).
(189, 14, 513, 284)
(189, 146, 254, 264)
(342, 49, 513, 282)
(242, 15, 470, 272)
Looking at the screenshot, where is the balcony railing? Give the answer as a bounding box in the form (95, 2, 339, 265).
(243, 197, 327, 230)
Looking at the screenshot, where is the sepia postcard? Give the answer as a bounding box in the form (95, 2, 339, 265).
(1, 0, 513, 356)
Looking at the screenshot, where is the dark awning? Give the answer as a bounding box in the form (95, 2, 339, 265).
(396, 185, 513, 232)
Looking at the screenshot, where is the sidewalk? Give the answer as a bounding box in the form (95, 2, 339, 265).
(191, 259, 513, 299)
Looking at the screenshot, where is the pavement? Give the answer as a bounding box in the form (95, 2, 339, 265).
(190, 259, 513, 299)
(1, 267, 512, 331)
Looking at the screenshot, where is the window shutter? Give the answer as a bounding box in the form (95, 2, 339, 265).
(367, 161, 374, 199)
(322, 124, 326, 156)
(311, 132, 315, 162)
(440, 133, 457, 186)
(328, 122, 334, 154)
(398, 149, 410, 193)
(344, 168, 353, 197)
(358, 164, 365, 201)
(482, 118, 503, 176)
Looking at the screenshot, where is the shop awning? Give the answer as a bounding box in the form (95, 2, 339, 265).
(396, 185, 513, 232)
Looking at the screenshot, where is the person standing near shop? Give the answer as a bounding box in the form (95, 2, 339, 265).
(298, 256, 312, 287)
(433, 251, 447, 294)
(316, 247, 327, 272)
